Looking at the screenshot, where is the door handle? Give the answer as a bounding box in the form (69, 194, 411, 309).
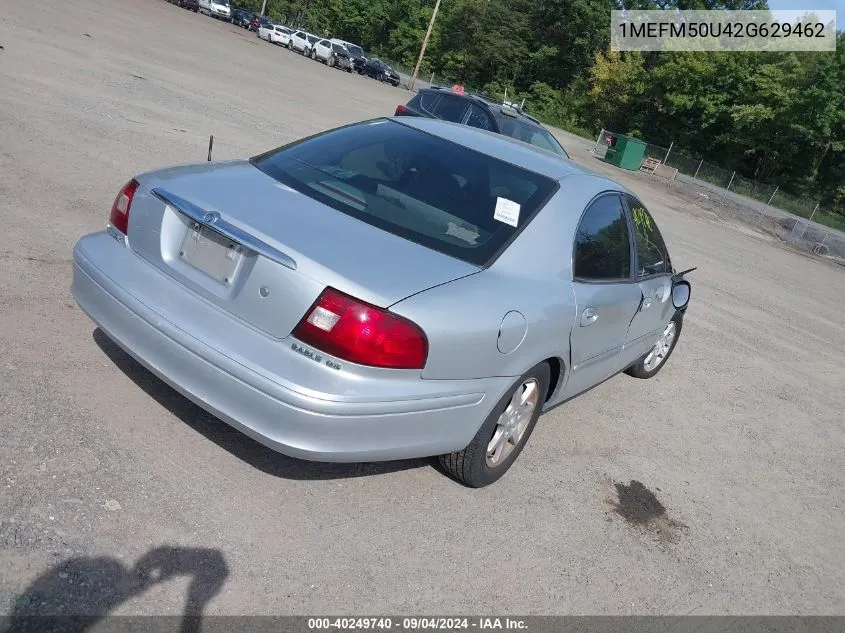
(580, 308, 599, 327)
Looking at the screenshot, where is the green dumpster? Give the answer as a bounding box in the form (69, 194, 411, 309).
(604, 134, 647, 171)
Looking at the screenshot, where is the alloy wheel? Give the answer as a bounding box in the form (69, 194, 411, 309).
(486, 378, 540, 467)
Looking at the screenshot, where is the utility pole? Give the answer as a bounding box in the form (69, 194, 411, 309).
(408, 0, 442, 92)
(260, 0, 267, 16)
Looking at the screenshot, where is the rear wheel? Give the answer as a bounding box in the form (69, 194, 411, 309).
(438, 362, 550, 488)
(624, 312, 683, 379)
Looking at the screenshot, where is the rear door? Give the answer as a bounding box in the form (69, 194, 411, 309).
(618, 195, 675, 368)
(563, 193, 643, 398)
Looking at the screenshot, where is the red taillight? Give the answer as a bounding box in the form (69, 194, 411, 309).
(293, 288, 428, 370)
(109, 179, 139, 235)
(394, 104, 407, 115)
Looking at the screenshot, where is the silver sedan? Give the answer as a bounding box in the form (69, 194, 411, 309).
(71, 117, 693, 487)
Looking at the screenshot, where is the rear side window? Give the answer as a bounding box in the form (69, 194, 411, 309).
(430, 95, 469, 123)
(251, 120, 558, 267)
(573, 195, 631, 281)
(626, 196, 671, 277)
(465, 104, 495, 131)
(418, 92, 440, 115)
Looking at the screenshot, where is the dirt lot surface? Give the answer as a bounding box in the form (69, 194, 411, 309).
(1, 0, 844, 617)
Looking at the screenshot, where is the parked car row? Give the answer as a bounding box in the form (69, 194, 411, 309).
(252, 20, 401, 85)
(166, 0, 406, 88)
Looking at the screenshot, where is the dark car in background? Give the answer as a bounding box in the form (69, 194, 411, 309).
(168, 0, 199, 11)
(231, 7, 252, 27)
(395, 87, 570, 159)
(248, 14, 272, 31)
(363, 59, 400, 86)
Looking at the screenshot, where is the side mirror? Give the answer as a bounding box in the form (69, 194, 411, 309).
(672, 280, 691, 311)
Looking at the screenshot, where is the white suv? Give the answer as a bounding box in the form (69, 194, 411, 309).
(311, 39, 333, 61)
(289, 30, 319, 55)
(260, 24, 292, 46)
(199, 0, 230, 20)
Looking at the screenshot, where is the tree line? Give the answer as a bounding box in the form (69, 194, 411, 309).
(235, 0, 844, 214)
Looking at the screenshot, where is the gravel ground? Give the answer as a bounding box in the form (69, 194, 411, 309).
(1, 0, 844, 618)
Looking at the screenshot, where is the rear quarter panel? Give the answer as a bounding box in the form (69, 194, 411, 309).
(390, 174, 623, 386)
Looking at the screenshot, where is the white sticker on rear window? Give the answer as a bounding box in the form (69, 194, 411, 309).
(493, 197, 520, 227)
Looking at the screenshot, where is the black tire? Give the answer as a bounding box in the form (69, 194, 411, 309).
(438, 362, 550, 488)
(624, 311, 683, 379)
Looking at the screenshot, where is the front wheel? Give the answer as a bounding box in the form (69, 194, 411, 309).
(287, 40, 292, 50)
(439, 362, 550, 488)
(624, 312, 683, 379)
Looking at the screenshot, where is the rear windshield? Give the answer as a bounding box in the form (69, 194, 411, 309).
(492, 115, 569, 158)
(307, 35, 319, 43)
(250, 120, 557, 267)
(347, 45, 364, 57)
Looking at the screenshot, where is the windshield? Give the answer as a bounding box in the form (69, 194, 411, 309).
(492, 115, 569, 158)
(250, 120, 557, 267)
(214, 0, 229, 5)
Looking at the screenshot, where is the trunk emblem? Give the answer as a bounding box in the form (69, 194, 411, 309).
(203, 212, 220, 224)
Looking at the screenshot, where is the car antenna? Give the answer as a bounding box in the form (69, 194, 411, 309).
(207, 135, 214, 162)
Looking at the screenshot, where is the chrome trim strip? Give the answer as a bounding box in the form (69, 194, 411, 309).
(151, 188, 297, 271)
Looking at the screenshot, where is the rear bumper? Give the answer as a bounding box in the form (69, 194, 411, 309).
(71, 232, 509, 462)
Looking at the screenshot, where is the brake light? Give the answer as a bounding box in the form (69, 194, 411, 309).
(395, 104, 407, 115)
(109, 179, 139, 235)
(293, 288, 428, 369)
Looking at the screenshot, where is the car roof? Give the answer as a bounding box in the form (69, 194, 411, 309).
(390, 116, 605, 183)
(419, 87, 545, 126)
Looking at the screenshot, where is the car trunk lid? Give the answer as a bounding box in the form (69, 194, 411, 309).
(126, 161, 479, 340)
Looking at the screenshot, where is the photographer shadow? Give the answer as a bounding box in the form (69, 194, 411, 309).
(4, 546, 229, 633)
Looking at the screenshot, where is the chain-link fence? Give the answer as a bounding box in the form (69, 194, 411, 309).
(593, 129, 845, 261)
